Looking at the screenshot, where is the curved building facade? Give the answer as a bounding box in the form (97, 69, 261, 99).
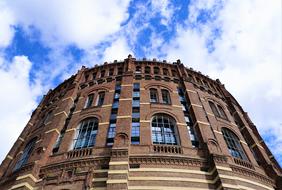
(0, 55, 281, 190)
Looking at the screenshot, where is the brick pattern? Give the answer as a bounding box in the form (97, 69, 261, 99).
(0, 55, 281, 190)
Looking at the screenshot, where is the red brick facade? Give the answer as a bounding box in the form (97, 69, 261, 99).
(0, 55, 281, 190)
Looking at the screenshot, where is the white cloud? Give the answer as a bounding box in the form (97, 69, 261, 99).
(103, 37, 133, 62)
(0, 2, 16, 48)
(5, 0, 130, 49)
(151, 0, 174, 26)
(165, 0, 282, 162)
(0, 56, 42, 161)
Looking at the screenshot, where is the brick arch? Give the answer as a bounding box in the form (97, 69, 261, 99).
(205, 96, 227, 109)
(114, 132, 129, 147)
(74, 114, 102, 129)
(219, 126, 243, 142)
(83, 86, 111, 97)
(144, 83, 173, 92)
(145, 110, 180, 123)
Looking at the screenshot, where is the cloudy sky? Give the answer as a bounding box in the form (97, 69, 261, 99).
(0, 0, 281, 165)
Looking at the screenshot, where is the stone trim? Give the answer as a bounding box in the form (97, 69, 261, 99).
(117, 115, 132, 119)
(9, 182, 34, 190)
(172, 105, 183, 108)
(129, 186, 214, 190)
(206, 112, 215, 117)
(62, 97, 74, 102)
(101, 104, 112, 108)
(73, 110, 82, 114)
(240, 140, 248, 145)
(7, 155, 13, 160)
(99, 122, 110, 125)
(16, 174, 41, 182)
(108, 170, 128, 174)
(129, 168, 208, 175)
(251, 143, 264, 149)
(19, 137, 25, 142)
(119, 98, 132, 101)
(54, 111, 68, 117)
(107, 179, 128, 184)
(219, 174, 274, 190)
(121, 84, 133, 87)
(65, 128, 76, 133)
(93, 178, 107, 182)
(140, 120, 150, 123)
(128, 176, 214, 184)
(45, 128, 60, 135)
(192, 104, 203, 108)
(36, 139, 42, 144)
(213, 130, 222, 135)
(186, 89, 197, 94)
(109, 161, 129, 165)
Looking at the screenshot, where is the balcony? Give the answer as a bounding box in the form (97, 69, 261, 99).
(67, 148, 93, 159)
(152, 144, 182, 154)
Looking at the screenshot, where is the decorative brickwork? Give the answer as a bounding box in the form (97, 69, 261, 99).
(0, 55, 281, 190)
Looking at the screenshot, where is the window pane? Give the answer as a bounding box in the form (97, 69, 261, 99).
(161, 90, 171, 104)
(14, 138, 37, 171)
(150, 89, 158, 103)
(222, 128, 247, 160)
(97, 92, 105, 106)
(151, 114, 178, 145)
(74, 118, 98, 149)
(85, 94, 94, 108)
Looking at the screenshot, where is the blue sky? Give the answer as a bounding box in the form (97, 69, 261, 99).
(0, 0, 281, 166)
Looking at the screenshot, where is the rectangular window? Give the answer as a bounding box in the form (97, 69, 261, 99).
(150, 89, 158, 103)
(163, 68, 169, 76)
(132, 99, 140, 107)
(93, 72, 97, 80)
(85, 94, 94, 108)
(171, 70, 177, 77)
(196, 77, 202, 85)
(100, 70, 105, 78)
(132, 83, 140, 144)
(109, 68, 114, 76)
(85, 74, 89, 82)
(161, 90, 171, 104)
(218, 105, 228, 120)
(133, 91, 140, 98)
(96, 92, 105, 106)
(133, 83, 140, 91)
(118, 67, 123, 75)
(112, 100, 119, 109)
(209, 101, 220, 117)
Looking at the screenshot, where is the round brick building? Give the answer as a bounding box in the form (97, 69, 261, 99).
(0, 55, 281, 190)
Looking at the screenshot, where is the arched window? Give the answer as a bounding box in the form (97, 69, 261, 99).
(73, 118, 99, 149)
(145, 66, 151, 74)
(163, 68, 169, 76)
(135, 66, 141, 73)
(43, 111, 52, 124)
(85, 94, 94, 108)
(221, 128, 247, 160)
(154, 67, 160, 74)
(14, 137, 37, 171)
(209, 101, 220, 117)
(100, 70, 105, 78)
(96, 92, 105, 106)
(171, 70, 177, 77)
(151, 114, 178, 145)
(161, 89, 171, 104)
(150, 88, 158, 103)
(217, 105, 227, 119)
